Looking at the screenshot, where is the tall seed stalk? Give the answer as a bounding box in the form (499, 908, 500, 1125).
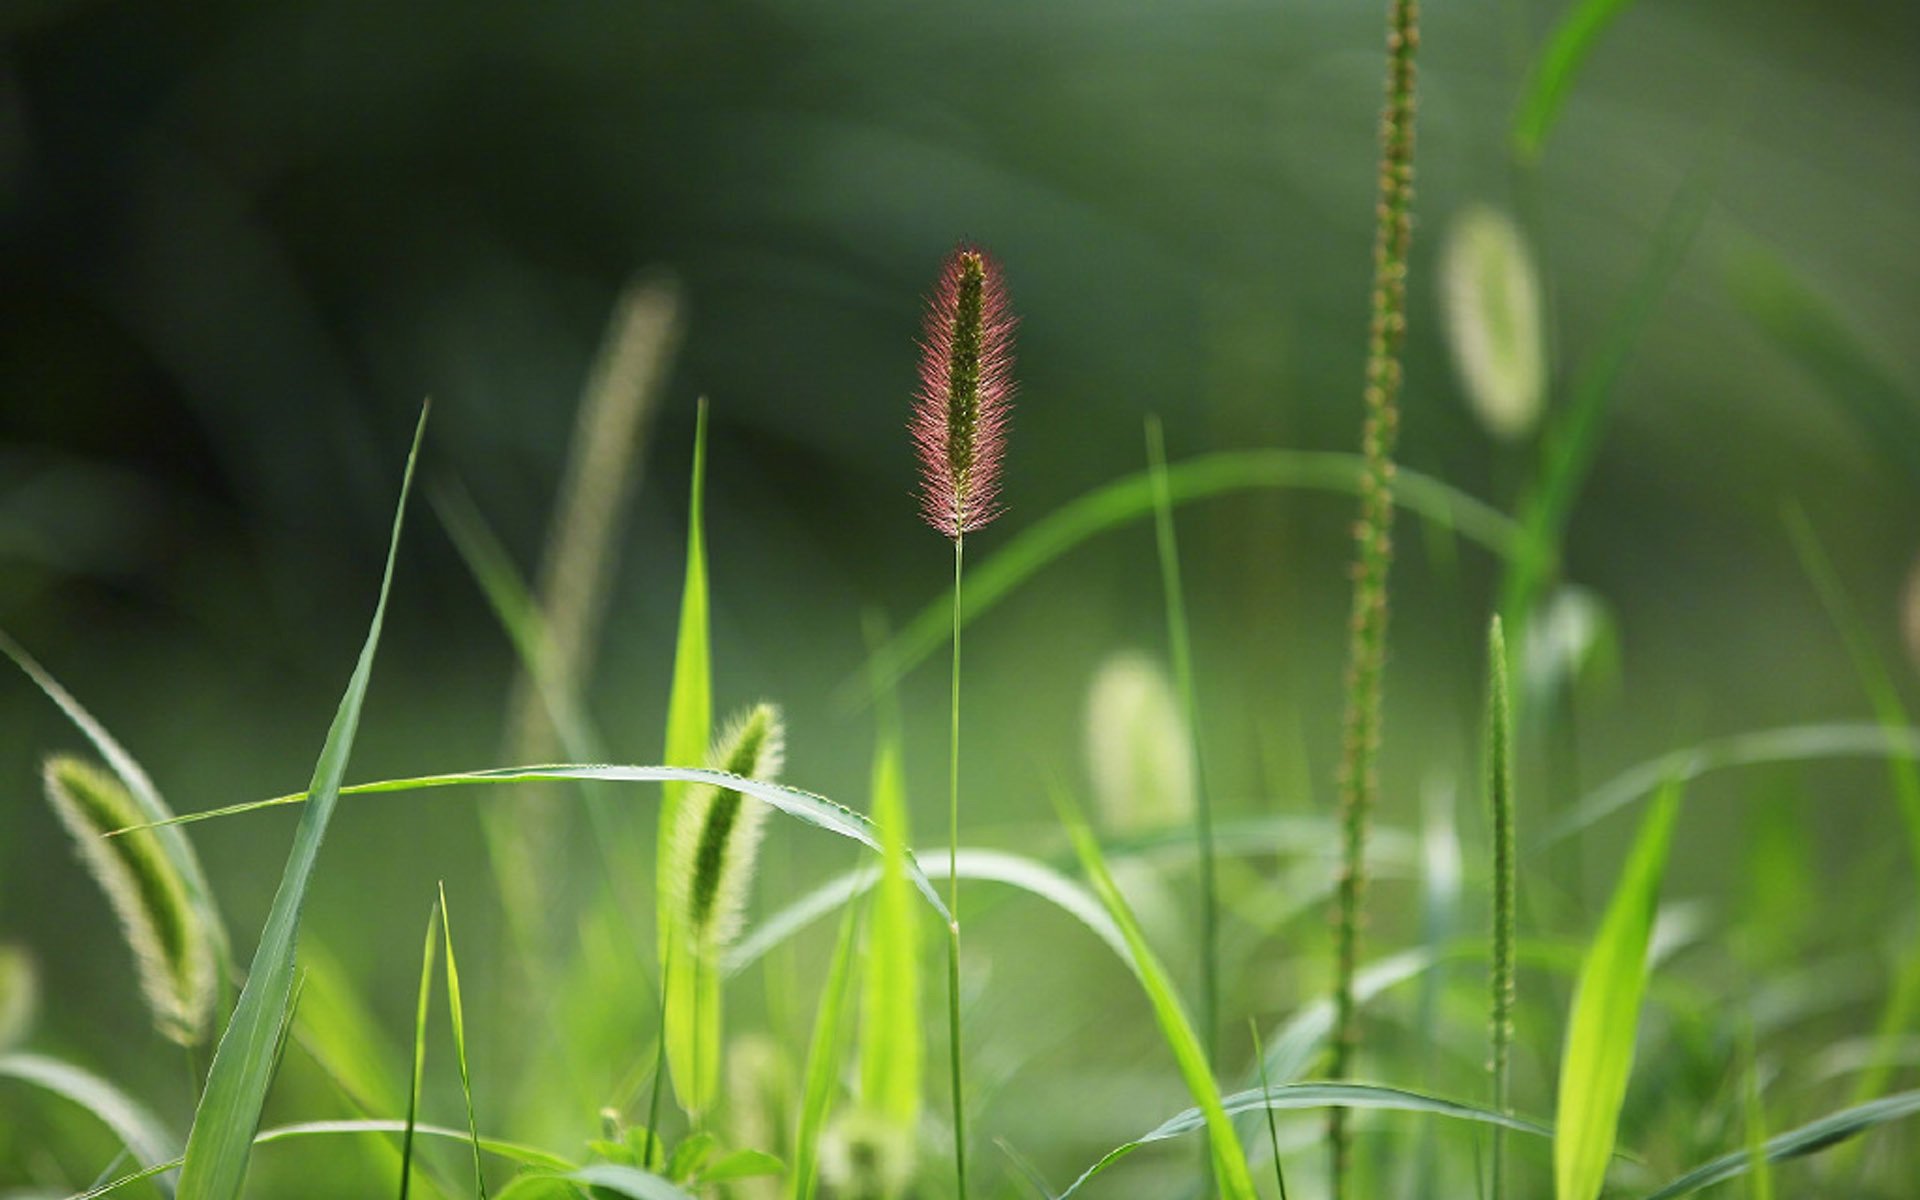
(910, 245, 1016, 1198)
(1328, 0, 1423, 1193)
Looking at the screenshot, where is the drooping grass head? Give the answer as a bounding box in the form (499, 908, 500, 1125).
(666, 703, 786, 956)
(42, 754, 215, 1045)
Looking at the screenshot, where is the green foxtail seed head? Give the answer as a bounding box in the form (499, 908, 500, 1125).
(820, 1107, 919, 1200)
(1083, 651, 1196, 836)
(0, 944, 37, 1052)
(1440, 204, 1545, 441)
(667, 703, 785, 956)
(42, 755, 215, 1046)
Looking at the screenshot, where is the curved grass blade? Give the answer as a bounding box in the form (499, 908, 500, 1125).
(1058, 1081, 1554, 1199)
(1640, 1090, 1920, 1200)
(790, 871, 867, 1200)
(1510, 0, 1642, 161)
(1554, 781, 1680, 1200)
(120, 764, 950, 925)
(0, 1051, 180, 1192)
(0, 633, 231, 987)
(1540, 723, 1920, 846)
(80, 1121, 575, 1200)
(727, 848, 1124, 982)
(401, 898, 441, 1200)
(659, 400, 714, 1115)
(176, 403, 426, 1200)
(1055, 784, 1256, 1200)
(841, 450, 1523, 710)
(560, 1163, 697, 1200)
(437, 883, 486, 1198)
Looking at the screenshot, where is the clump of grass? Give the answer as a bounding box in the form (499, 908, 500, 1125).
(43, 755, 216, 1048)
(1328, 0, 1424, 1191)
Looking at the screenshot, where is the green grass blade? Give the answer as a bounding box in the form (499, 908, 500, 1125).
(401, 900, 441, 1200)
(1640, 1090, 1920, 1200)
(1058, 1081, 1555, 1198)
(80, 1122, 578, 1200)
(176, 403, 426, 1200)
(1249, 1023, 1289, 1200)
(560, 1164, 697, 1199)
(1554, 780, 1681, 1200)
(0, 632, 232, 991)
(1510, 0, 1642, 161)
(1145, 416, 1217, 1074)
(120, 764, 951, 925)
(1740, 1024, 1773, 1200)
(841, 450, 1522, 710)
(659, 400, 714, 1114)
(437, 883, 486, 1198)
(728, 847, 1124, 984)
(0, 1051, 180, 1189)
(1541, 722, 1920, 845)
(858, 721, 922, 1131)
(789, 869, 867, 1200)
(1055, 785, 1256, 1200)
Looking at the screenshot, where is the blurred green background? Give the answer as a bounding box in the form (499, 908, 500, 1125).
(2, 0, 1917, 1192)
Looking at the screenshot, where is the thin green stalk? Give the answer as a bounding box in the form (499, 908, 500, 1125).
(1486, 617, 1516, 1200)
(1146, 416, 1217, 1071)
(945, 532, 969, 1198)
(1251, 1021, 1290, 1200)
(1329, 0, 1422, 1194)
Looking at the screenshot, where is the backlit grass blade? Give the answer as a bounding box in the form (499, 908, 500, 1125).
(1541, 722, 1920, 845)
(841, 450, 1523, 710)
(0, 632, 232, 994)
(1510, 0, 1642, 161)
(438, 883, 486, 1198)
(790, 869, 866, 1200)
(176, 402, 426, 1200)
(402, 898, 441, 1200)
(0, 1051, 180, 1191)
(1058, 1081, 1554, 1198)
(119, 764, 950, 924)
(1055, 784, 1256, 1200)
(659, 400, 714, 1114)
(1640, 1090, 1920, 1200)
(80, 1121, 577, 1200)
(858, 714, 922, 1133)
(1554, 780, 1681, 1200)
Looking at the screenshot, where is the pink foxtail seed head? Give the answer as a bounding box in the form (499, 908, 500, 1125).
(911, 244, 1016, 539)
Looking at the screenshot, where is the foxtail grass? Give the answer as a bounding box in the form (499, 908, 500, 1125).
(42, 755, 216, 1048)
(1328, 0, 1423, 1191)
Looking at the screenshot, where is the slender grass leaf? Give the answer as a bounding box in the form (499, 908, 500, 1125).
(80, 1122, 575, 1200)
(858, 725, 922, 1131)
(402, 899, 441, 1200)
(1641, 1090, 1920, 1200)
(1055, 785, 1256, 1200)
(176, 403, 426, 1200)
(1059, 1082, 1554, 1199)
(1541, 723, 1920, 845)
(659, 401, 713, 1114)
(0, 1052, 180, 1192)
(1511, 0, 1642, 160)
(437, 883, 486, 1198)
(1554, 781, 1681, 1200)
(560, 1164, 696, 1200)
(842, 450, 1522, 709)
(790, 870, 866, 1200)
(120, 764, 950, 925)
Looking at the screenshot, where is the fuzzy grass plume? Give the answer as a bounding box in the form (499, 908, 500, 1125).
(668, 703, 786, 958)
(43, 754, 215, 1046)
(912, 245, 1015, 541)
(1441, 204, 1546, 441)
(1328, 0, 1423, 1191)
(1084, 651, 1197, 836)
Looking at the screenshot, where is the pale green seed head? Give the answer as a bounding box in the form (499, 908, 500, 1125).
(1083, 652, 1195, 835)
(1440, 204, 1546, 441)
(42, 755, 215, 1045)
(0, 943, 37, 1052)
(819, 1107, 918, 1200)
(666, 703, 785, 956)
